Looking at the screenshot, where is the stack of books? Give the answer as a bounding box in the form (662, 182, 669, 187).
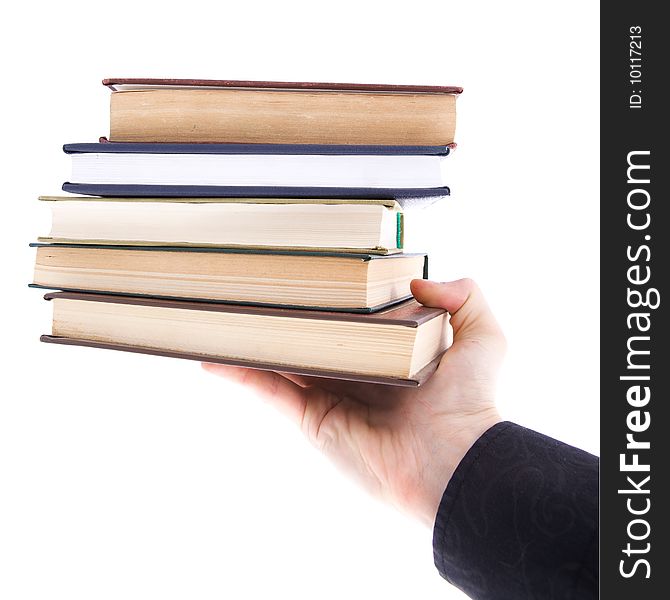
(32, 78, 462, 386)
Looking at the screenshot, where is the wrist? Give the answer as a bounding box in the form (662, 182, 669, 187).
(417, 409, 502, 527)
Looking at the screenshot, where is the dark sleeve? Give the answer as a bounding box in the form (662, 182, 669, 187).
(432, 421, 598, 600)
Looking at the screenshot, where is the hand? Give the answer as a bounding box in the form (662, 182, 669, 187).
(203, 279, 505, 526)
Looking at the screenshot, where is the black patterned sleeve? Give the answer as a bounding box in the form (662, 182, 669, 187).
(433, 422, 598, 600)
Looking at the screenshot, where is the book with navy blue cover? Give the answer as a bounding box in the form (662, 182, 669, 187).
(64, 142, 453, 155)
(62, 143, 452, 201)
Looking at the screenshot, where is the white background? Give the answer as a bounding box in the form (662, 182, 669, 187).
(0, 1, 599, 598)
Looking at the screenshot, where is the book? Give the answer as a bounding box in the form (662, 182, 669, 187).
(103, 78, 462, 146)
(40, 292, 452, 386)
(31, 244, 427, 312)
(37, 196, 404, 254)
(62, 143, 452, 200)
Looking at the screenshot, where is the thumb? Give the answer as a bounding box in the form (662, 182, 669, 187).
(410, 278, 505, 346)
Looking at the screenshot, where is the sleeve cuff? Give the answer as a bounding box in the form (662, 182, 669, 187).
(432, 421, 598, 599)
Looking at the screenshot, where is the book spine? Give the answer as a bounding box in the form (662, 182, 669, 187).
(397, 212, 404, 249)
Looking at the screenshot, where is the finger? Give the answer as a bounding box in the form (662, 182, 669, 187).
(278, 372, 318, 388)
(281, 373, 394, 405)
(410, 278, 504, 343)
(201, 364, 345, 448)
(268, 372, 360, 395)
(202, 363, 308, 424)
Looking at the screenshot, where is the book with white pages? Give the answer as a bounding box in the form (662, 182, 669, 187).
(61, 143, 453, 200)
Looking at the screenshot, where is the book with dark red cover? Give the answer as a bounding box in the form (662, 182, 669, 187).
(102, 77, 463, 94)
(103, 78, 462, 147)
(41, 292, 448, 386)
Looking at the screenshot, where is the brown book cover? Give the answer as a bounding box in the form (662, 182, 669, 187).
(40, 292, 447, 386)
(43, 291, 442, 325)
(102, 78, 463, 94)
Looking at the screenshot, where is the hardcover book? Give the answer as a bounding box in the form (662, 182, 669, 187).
(38, 196, 404, 254)
(61, 143, 452, 200)
(31, 244, 427, 312)
(41, 293, 451, 386)
(103, 78, 462, 146)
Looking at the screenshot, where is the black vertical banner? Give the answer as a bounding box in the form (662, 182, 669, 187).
(601, 2, 669, 597)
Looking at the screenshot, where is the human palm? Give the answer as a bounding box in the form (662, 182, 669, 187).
(203, 279, 505, 525)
